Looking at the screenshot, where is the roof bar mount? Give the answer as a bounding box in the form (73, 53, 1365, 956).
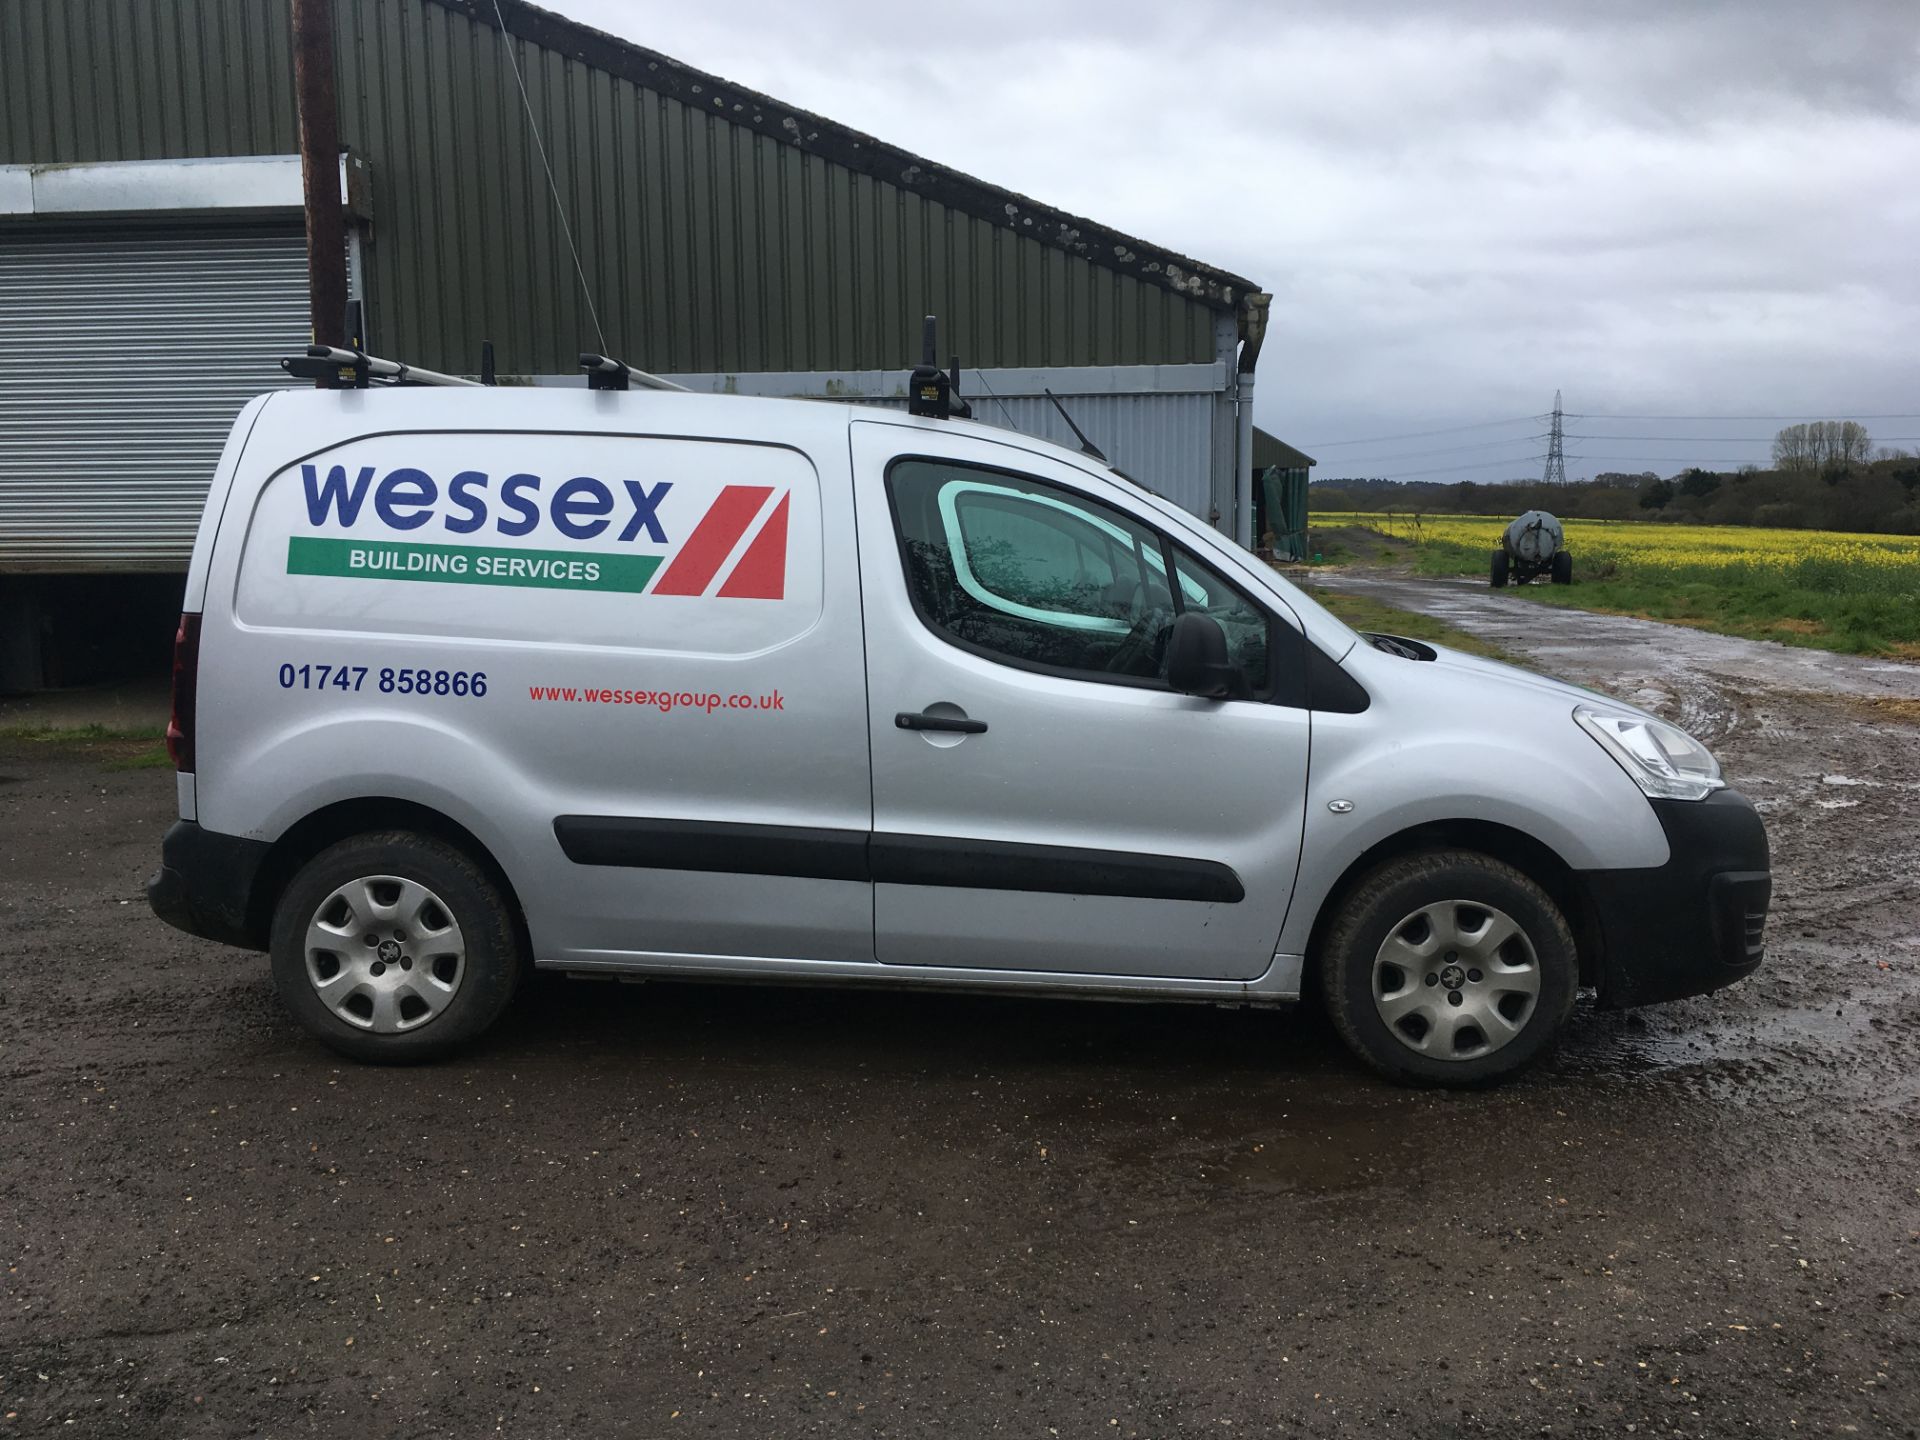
(282, 345, 482, 388)
(579, 353, 690, 392)
(907, 315, 972, 420)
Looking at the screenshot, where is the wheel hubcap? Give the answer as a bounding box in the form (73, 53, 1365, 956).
(1371, 900, 1541, 1061)
(304, 875, 466, 1033)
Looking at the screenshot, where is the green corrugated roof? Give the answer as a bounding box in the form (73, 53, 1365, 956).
(0, 0, 1259, 373)
(441, 0, 1262, 312)
(1254, 427, 1316, 470)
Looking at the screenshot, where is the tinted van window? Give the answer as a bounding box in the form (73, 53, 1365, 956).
(888, 459, 1271, 692)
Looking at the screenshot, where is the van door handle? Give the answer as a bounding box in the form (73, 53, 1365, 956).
(895, 711, 988, 734)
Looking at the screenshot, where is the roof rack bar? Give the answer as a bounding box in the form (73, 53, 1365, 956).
(579, 353, 690, 393)
(305, 345, 482, 387)
(281, 345, 482, 388)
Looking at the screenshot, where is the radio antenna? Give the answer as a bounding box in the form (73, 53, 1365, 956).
(969, 368, 1020, 431)
(490, 0, 607, 354)
(1042, 387, 1151, 491)
(1044, 388, 1108, 464)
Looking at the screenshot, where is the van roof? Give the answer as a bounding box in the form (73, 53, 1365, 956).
(233, 383, 1361, 660)
(261, 383, 1113, 478)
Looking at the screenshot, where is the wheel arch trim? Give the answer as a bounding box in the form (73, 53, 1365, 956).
(1294, 818, 1604, 994)
(248, 797, 530, 954)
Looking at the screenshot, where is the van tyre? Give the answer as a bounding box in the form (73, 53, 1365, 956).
(1490, 549, 1509, 588)
(1319, 850, 1578, 1086)
(270, 831, 523, 1064)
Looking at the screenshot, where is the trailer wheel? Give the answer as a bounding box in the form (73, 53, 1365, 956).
(1490, 549, 1509, 588)
(1551, 550, 1573, 585)
(1319, 850, 1579, 1086)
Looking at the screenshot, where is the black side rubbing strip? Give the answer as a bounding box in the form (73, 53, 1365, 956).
(554, 816, 870, 883)
(872, 833, 1243, 903)
(553, 818, 1244, 903)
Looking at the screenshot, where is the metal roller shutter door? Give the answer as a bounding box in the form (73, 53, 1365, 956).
(0, 225, 310, 570)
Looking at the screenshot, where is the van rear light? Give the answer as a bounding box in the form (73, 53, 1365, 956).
(166, 613, 202, 773)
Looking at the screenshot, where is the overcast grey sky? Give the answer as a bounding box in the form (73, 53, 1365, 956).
(548, 0, 1919, 481)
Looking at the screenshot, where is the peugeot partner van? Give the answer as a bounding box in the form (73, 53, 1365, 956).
(148, 380, 1768, 1085)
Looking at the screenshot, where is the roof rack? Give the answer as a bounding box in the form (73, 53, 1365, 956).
(282, 345, 482, 388)
(579, 353, 690, 392)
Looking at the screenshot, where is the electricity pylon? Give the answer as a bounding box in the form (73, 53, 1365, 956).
(1542, 390, 1567, 485)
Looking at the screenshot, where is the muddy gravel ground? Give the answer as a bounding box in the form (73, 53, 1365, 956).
(4, 586, 1920, 1439)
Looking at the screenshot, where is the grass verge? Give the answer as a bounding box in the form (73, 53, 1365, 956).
(0, 723, 170, 771)
(1399, 538, 1920, 658)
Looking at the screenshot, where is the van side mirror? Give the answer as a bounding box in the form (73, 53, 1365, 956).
(1165, 612, 1246, 700)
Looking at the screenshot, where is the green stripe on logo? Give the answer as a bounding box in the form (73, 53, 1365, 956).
(287, 536, 662, 593)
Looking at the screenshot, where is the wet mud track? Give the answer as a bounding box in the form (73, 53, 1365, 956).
(4, 588, 1920, 1437)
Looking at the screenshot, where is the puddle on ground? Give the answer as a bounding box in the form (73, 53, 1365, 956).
(1550, 992, 1917, 1111)
(1068, 985, 1917, 1201)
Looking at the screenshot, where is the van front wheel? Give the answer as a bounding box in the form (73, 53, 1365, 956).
(269, 831, 523, 1064)
(1319, 850, 1578, 1086)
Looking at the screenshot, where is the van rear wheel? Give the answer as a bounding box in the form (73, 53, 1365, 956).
(269, 831, 523, 1064)
(1319, 850, 1578, 1086)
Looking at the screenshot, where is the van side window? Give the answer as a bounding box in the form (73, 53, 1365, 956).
(1169, 548, 1273, 693)
(887, 458, 1272, 693)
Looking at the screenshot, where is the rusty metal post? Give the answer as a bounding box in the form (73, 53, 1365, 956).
(292, 0, 347, 357)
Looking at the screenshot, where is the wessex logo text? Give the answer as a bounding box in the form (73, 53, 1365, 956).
(301, 464, 673, 542)
(291, 464, 790, 599)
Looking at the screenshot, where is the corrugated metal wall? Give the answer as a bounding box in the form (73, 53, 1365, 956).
(0, 0, 1224, 377)
(0, 225, 310, 566)
(0, 0, 301, 161)
(658, 367, 1228, 523)
(958, 392, 1219, 522)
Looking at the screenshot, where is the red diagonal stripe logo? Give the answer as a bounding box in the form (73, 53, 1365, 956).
(717, 493, 790, 599)
(651, 485, 772, 596)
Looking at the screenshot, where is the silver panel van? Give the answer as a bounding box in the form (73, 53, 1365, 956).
(149, 384, 1768, 1084)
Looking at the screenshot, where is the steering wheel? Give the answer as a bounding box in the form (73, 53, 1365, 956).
(1104, 598, 1175, 675)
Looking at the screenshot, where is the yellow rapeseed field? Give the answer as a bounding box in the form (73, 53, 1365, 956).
(1310, 512, 1920, 655)
(1313, 512, 1920, 581)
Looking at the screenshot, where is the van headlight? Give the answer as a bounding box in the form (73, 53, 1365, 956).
(1574, 705, 1725, 801)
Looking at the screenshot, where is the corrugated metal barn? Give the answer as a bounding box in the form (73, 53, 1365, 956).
(0, 0, 1273, 689)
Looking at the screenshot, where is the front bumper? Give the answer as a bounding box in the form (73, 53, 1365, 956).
(1580, 789, 1770, 1009)
(147, 819, 273, 951)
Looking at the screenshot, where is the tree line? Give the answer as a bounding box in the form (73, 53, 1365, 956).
(1314, 423, 1920, 533)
